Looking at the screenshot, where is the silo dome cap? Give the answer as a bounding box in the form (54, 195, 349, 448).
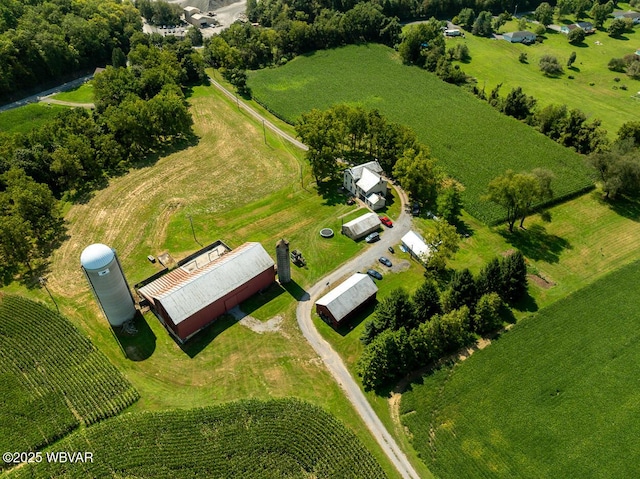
(81, 243, 115, 270)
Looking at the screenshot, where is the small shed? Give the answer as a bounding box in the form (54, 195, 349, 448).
(316, 273, 378, 327)
(401, 230, 431, 264)
(341, 212, 380, 240)
(503, 31, 536, 43)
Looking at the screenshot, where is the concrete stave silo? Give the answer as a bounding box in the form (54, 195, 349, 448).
(276, 238, 291, 284)
(81, 243, 136, 326)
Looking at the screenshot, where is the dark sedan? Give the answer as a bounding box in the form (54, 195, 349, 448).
(378, 257, 392, 267)
(367, 269, 383, 280)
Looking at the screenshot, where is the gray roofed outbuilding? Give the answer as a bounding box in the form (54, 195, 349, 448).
(341, 212, 381, 240)
(316, 273, 378, 327)
(138, 242, 275, 341)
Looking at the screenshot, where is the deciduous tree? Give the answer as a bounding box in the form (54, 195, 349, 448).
(393, 148, 442, 207)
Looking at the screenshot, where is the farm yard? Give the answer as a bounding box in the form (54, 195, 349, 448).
(0, 295, 138, 463)
(5, 399, 388, 479)
(0, 84, 400, 477)
(247, 43, 594, 224)
(399, 259, 640, 478)
(452, 17, 640, 136)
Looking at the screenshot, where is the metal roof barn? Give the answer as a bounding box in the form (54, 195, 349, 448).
(138, 242, 275, 342)
(316, 273, 378, 327)
(81, 243, 136, 327)
(341, 212, 381, 240)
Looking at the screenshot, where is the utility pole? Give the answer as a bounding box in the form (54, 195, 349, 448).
(39, 276, 59, 314)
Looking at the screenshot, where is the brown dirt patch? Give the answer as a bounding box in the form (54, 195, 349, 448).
(527, 273, 555, 289)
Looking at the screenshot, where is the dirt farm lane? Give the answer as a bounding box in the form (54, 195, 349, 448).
(208, 79, 420, 479)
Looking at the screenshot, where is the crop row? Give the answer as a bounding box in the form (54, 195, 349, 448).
(0, 295, 139, 456)
(7, 399, 387, 479)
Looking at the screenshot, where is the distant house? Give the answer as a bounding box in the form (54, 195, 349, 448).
(343, 161, 388, 211)
(560, 24, 579, 34)
(613, 11, 640, 24)
(341, 212, 380, 240)
(562, 22, 594, 34)
(502, 31, 537, 44)
(315, 273, 378, 328)
(401, 231, 431, 264)
(576, 21, 595, 33)
(184, 6, 217, 27)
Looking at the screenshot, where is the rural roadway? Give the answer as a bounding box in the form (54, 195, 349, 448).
(209, 78, 421, 479)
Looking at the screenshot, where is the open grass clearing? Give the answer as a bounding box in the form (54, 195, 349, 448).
(1, 83, 402, 478)
(50, 81, 95, 103)
(400, 258, 640, 478)
(0, 103, 69, 134)
(455, 18, 640, 137)
(248, 43, 592, 224)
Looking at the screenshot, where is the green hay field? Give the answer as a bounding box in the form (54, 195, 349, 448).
(400, 259, 640, 478)
(247, 44, 593, 224)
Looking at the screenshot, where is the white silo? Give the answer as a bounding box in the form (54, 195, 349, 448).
(81, 243, 136, 326)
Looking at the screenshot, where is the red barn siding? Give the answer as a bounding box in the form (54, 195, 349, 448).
(159, 267, 275, 341)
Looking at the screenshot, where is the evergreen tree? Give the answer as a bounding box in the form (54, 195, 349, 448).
(501, 251, 528, 302)
(444, 269, 477, 312)
(477, 257, 503, 296)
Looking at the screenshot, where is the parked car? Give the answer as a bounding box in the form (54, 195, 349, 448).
(388, 246, 395, 254)
(379, 216, 393, 227)
(367, 269, 383, 280)
(378, 256, 392, 267)
(412, 203, 420, 215)
(365, 232, 380, 243)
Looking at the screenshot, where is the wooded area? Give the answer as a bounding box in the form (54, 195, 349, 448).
(0, 0, 141, 101)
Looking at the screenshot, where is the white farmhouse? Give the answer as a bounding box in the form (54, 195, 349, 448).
(343, 161, 388, 211)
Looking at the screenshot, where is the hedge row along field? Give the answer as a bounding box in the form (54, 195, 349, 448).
(6, 399, 388, 478)
(399, 259, 640, 478)
(0, 295, 138, 461)
(248, 44, 593, 224)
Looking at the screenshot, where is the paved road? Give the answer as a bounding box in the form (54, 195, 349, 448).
(0, 74, 94, 113)
(39, 96, 94, 109)
(209, 78, 419, 478)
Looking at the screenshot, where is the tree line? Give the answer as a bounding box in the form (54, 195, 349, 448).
(204, 2, 401, 75)
(357, 251, 528, 390)
(0, 0, 141, 101)
(0, 35, 204, 280)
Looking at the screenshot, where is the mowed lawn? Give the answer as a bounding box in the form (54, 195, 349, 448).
(50, 81, 95, 103)
(400, 259, 640, 478)
(248, 44, 593, 224)
(455, 18, 640, 137)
